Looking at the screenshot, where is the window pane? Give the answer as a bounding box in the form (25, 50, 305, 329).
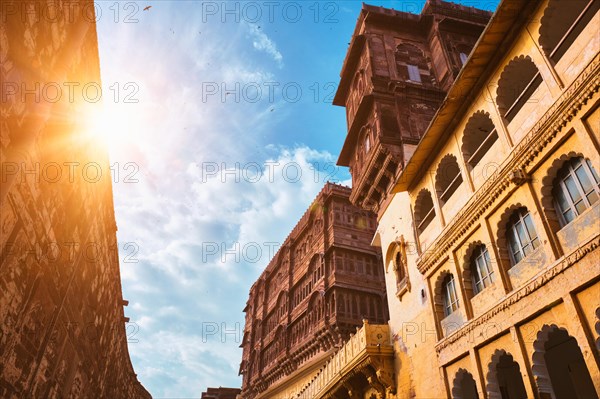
(482, 273, 490, 286)
(575, 164, 594, 194)
(555, 189, 571, 214)
(586, 190, 599, 205)
(564, 175, 583, 204)
(570, 157, 582, 169)
(574, 199, 588, 215)
(523, 214, 538, 242)
(586, 159, 600, 183)
(449, 280, 457, 303)
(563, 208, 575, 224)
(523, 242, 533, 256)
(475, 281, 483, 294)
(515, 220, 529, 246)
(513, 249, 523, 264)
(509, 227, 524, 264)
(484, 249, 491, 264)
(482, 249, 494, 286)
(509, 232, 521, 256)
(407, 65, 421, 82)
(475, 255, 484, 272)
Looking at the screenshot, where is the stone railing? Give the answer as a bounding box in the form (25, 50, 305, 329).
(296, 321, 393, 399)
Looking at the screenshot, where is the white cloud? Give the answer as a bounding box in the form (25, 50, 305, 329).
(246, 23, 284, 68)
(96, 3, 348, 396)
(114, 144, 341, 396)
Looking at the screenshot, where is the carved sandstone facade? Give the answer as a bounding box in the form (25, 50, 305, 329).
(335, 1, 491, 216)
(239, 183, 388, 399)
(0, 1, 149, 397)
(365, 0, 600, 398)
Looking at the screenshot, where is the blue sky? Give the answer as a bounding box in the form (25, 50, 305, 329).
(94, 1, 498, 396)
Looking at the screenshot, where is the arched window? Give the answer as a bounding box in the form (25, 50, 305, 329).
(462, 111, 498, 169)
(415, 189, 436, 233)
(539, 0, 599, 63)
(435, 155, 463, 205)
(442, 274, 459, 317)
(394, 251, 405, 282)
(353, 72, 364, 93)
(470, 245, 495, 295)
(395, 43, 432, 84)
(386, 237, 409, 296)
(553, 157, 600, 226)
(496, 56, 543, 123)
(506, 208, 540, 265)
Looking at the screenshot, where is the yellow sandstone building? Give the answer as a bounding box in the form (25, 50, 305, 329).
(359, 0, 600, 398)
(240, 0, 600, 397)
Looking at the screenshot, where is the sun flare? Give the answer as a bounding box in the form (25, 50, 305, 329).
(81, 101, 142, 150)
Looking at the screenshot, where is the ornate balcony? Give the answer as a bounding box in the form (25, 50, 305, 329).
(295, 321, 395, 399)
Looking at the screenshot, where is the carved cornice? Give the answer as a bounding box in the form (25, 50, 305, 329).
(417, 53, 600, 275)
(435, 235, 599, 352)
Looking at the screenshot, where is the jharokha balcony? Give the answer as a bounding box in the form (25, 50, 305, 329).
(296, 321, 395, 399)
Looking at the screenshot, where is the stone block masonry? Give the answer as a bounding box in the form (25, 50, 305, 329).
(0, 0, 150, 397)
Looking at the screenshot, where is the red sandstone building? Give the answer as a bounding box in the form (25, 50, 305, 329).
(201, 386, 241, 399)
(239, 1, 495, 397)
(0, 0, 149, 397)
(336, 1, 491, 216)
(238, 183, 388, 398)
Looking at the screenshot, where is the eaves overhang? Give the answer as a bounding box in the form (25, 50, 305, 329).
(392, 0, 537, 193)
(337, 95, 374, 166)
(333, 34, 367, 107)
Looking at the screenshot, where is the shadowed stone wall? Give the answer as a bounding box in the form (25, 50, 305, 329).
(0, 1, 150, 397)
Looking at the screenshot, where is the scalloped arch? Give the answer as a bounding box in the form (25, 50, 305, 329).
(496, 55, 541, 116)
(384, 241, 400, 273)
(494, 203, 528, 261)
(485, 349, 526, 399)
(461, 111, 496, 163)
(435, 154, 461, 194)
(540, 151, 587, 213)
(531, 324, 569, 397)
(414, 188, 435, 230)
(538, 0, 594, 58)
(451, 368, 479, 399)
(432, 270, 454, 321)
(460, 240, 488, 299)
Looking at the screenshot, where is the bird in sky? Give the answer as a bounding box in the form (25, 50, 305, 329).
(143, 5, 152, 11)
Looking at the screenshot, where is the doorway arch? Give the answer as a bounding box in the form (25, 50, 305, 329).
(532, 324, 598, 399)
(452, 368, 479, 399)
(486, 349, 527, 399)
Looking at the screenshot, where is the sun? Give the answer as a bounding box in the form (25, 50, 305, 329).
(80, 100, 142, 150)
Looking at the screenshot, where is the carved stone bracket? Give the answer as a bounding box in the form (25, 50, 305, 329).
(370, 356, 396, 394)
